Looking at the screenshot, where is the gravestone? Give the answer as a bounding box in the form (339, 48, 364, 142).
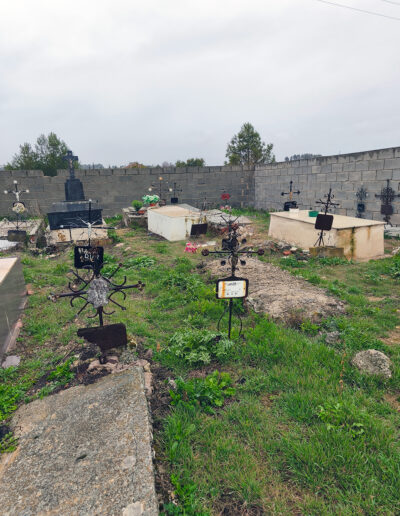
(47, 151, 103, 230)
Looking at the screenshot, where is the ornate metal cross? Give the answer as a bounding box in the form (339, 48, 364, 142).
(63, 150, 78, 180)
(201, 216, 264, 338)
(375, 179, 399, 225)
(356, 186, 368, 218)
(52, 263, 145, 360)
(148, 176, 170, 201)
(314, 188, 340, 247)
(3, 180, 30, 231)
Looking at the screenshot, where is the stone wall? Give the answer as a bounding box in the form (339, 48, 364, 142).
(2, 145, 400, 223)
(255, 146, 400, 223)
(0, 166, 255, 217)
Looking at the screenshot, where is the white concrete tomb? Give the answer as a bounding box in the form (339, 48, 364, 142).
(268, 210, 385, 260)
(147, 205, 203, 242)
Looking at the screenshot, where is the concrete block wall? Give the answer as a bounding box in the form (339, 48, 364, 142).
(0, 166, 255, 217)
(255, 146, 400, 223)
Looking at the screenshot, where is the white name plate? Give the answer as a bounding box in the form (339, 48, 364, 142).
(216, 278, 249, 299)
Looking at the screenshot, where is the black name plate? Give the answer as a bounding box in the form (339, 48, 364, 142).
(315, 214, 334, 231)
(74, 246, 104, 271)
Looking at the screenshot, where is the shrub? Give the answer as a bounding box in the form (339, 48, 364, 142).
(166, 329, 235, 365)
(132, 200, 143, 211)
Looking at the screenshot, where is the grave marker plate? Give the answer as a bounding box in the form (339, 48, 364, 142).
(315, 214, 333, 231)
(216, 277, 249, 299)
(74, 246, 104, 271)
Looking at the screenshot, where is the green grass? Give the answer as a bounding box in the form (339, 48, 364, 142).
(2, 218, 400, 514)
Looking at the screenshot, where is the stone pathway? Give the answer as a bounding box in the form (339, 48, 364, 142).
(0, 369, 158, 516)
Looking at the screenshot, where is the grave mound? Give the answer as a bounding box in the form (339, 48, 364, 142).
(208, 257, 345, 323)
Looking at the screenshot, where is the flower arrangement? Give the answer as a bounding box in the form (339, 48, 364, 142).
(184, 242, 198, 253)
(131, 200, 143, 212)
(221, 193, 230, 201)
(142, 194, 160, 205)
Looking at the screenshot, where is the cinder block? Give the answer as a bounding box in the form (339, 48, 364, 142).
(368, 160, 384, 171)
(362, 170, 376, 181)
(384, 158, 400, 169)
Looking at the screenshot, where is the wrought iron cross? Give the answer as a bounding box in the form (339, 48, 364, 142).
(314, 188, 340, 247)
(63, 150, 78, 180)
(148, 176, 170, 200)
(375, 179, 399, 225)
(356, 186, 368, 218)
(281, 180, 300, 201)
(170, 182, 183, 198)
(52, 266, 144, 327)
(60, 199, 111, 246)
(3, 180, 30, 230)
(201, 216, 264, 338)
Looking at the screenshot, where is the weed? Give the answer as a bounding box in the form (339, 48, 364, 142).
(300, 320, 320, 336)
(47, 358, 75, 387)
(166, 329, 235, 366)
(0, 432, 18, 453)
(124, 255, 155, 269)
(317, 400, 366, 438)
(107, 229, 123, 243)
(170, 371, 235, 414)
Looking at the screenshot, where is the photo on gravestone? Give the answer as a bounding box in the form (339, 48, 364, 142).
(281, 180, 300, 211)
(202, 215, 264, 338)
(51, 257, 145, 362)
(3, 180, 30, 242)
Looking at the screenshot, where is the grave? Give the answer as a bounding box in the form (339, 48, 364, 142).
(0, 218, 44, 247)
(268, 210, 385, 260)
(0, 369, 158, 515)
(47, 151, 104, 243)
(147, 204, 204, 241)
(0, 257, 26, 361)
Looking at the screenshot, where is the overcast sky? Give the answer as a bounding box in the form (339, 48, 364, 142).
(1, 0, 399, 167)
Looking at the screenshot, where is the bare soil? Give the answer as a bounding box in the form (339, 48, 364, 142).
(208, 257, 345, 324)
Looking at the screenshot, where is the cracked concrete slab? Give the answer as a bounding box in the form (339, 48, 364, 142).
(0, 368, 158, 516)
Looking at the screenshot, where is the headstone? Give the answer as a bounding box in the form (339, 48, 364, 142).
(47, 151, 103, 230)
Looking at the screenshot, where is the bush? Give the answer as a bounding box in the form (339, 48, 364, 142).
(132, 200, 143, 211)
(170, 371, 235, 414)
(166, 329, 235, 365)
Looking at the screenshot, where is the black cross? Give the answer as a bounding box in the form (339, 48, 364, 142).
(375, 179, 400, 225)
(63, 150, 78, 180)
(281, 180, 300, 201)
(201, 216, 264, 338)
(314, 188, 340, 247)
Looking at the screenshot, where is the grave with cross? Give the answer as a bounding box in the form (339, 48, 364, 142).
(375, 179, 400, 225)
(281, 180, 300, 211)
(314, 188, 340, 247)
(3, 180, 30, 242)
(170, 182, 183, 204)
(52, 248, 145, 362)
(201, 216, 264, 338)
(47, 150, 103, 233)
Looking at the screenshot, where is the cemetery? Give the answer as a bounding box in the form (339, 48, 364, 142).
(1, 147, 400, 514)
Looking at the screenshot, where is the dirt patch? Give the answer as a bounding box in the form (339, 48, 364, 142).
(208, 258, 345, 324)
(381, 327, 400, 347)
(385, 393, 400, 412)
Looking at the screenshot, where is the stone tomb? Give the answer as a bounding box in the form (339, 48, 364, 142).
(0, 257, 26, 360)
(147, 204, 204, 241)
(0, 218, 44, 247)
(268, 210, 385, 260)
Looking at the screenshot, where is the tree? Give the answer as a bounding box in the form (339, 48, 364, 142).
(5, 133, 73, 176)
(126, 161, 147, 169)
(176, 158, 205, 167)
(285, 153, 322, 162)
(225, 123, 275, 166)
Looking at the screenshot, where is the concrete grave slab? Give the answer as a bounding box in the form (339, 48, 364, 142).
(0, 257, 26, 361)
(268, 210, 384, 261)
(0, 369, 158, 516)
